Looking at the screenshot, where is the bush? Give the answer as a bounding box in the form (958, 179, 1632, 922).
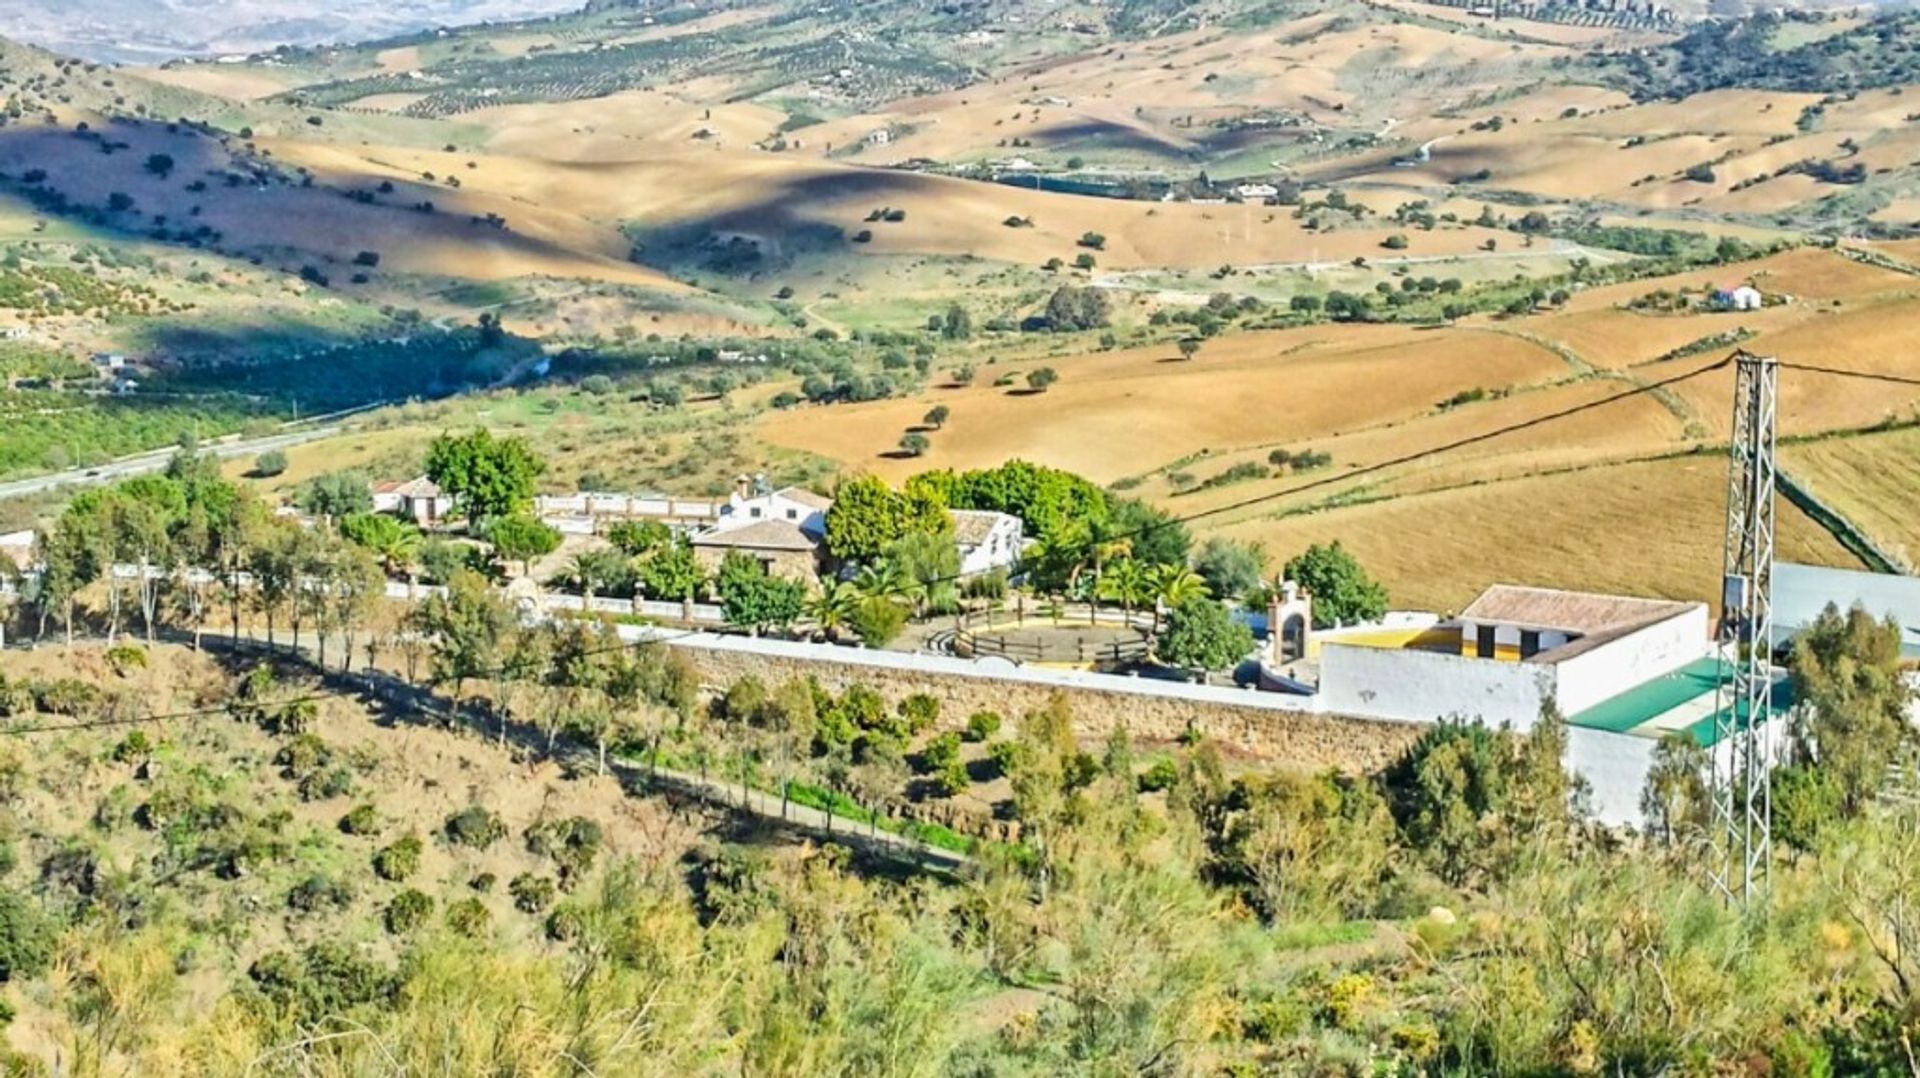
(384, 889, 432, 935)
(444, 806, 506, 849)
(510, 872, 557, 913)
(986, 739, 1026, 779)
(963, 710, 1002, 742)
(525, 816, 604, 886)
(253, 449, 288, 477)
(920, 732, 963, 775)
(445, 897, 491, 938)
(338, 804, 379, 836)
(297, 766, 354, 803)
(286, 874, 353, 914)
(109, 731, 152, 763)
(104, 645, 146, 676)
(1138, 758, 1179, 793)
(850, 598, 907, 648)
(0, 890, 56, 982)
(899, 694, 940, 735)
(373, 834, 422, 882)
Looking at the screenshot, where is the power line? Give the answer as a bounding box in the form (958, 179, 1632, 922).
(1775, 360, 1920, 389)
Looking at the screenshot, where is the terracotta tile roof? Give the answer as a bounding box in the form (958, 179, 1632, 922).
(952, 509, 1016, 548)
(692, 519, 820, 552)
(375, 477, 441, 498)
(1460, 584, 1701, 663)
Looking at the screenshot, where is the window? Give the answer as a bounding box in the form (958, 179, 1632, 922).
(786, 508, 797, 520)
(1520, 629, 1541, 659)
(750, 507, 762, 519)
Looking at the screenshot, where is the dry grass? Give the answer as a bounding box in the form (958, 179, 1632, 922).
(756, 322, 1569, 484)
(1782, 426, 1920, 572)
(1215, 454, 1860, 611)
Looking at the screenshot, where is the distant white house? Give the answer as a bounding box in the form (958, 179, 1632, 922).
(1233, 182, 1279, 201)
(713, 484, 833, 538)
(1714, 284, 1763, 311)
(865, 128, 892, 146)
(372, 477, 446, 525)
(952, 510, 1024, 577)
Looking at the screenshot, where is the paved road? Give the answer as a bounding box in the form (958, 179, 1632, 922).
(0, 423, 347, 502)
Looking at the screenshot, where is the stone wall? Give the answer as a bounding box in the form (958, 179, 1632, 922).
(675, 643, 1426, 774)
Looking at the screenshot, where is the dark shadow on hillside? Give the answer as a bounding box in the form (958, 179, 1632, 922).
(0, 114, 636, 312)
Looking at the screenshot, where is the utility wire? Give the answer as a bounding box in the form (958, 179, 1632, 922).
(1775, 360, 1920, 389)
(0, 356, 1736, 737)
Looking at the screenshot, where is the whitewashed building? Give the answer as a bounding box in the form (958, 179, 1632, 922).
(952, 510, 1024, 577)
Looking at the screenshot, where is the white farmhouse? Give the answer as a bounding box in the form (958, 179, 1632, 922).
(951, 510, 1024, 577)
(1233, 182, 1279, 201)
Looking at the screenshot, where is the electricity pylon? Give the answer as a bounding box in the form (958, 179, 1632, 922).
(1711, 351, 1778, 906)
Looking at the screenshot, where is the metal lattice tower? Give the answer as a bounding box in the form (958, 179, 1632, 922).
(1711, 352, 1778, 905)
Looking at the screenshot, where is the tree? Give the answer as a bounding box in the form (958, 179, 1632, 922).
(1790, 603, 1911, 817)
(341, 513, 421, 582)
(1025, 368, 1058, 393)
(606, 519, 671, 557)
(1641, 733, 1710, 851)
(923, 405, 951, 430)
(425, 429, 544, 522)
(898, 431, 930, 457)
(823, 476, 950, 565)
(1177, 338, 1201, 361)
(411, 568, 513, 701)
(885, 530, 960, 617)
(1382, 233, 1409, 250)
(1108, 497, 1189, 568)
(941, 304, 973, 340)
(716, 552, 807, 634)
(1193, 537, 1266, 604)
(488, 515, 560, 576)
(1156, 597, 1253, 672)
(637, 540, 707, 602)
(253, 449, 288, 478)
(143, 153, 174, 179)
(1284, 541, 1387, 628)
(1078, 231, 1106, 250)
(809, 580, 861, 642)
(296, 470, 373, 522)
(1045, 286, 1110, 331)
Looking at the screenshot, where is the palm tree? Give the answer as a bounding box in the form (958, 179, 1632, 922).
(1098, 558, 1152, 620)
(366, 524, 421, 598)
(855, 560, 909, 604)
(809, 580, 861, 642)
(569, 553, 603, 600)
(1149, 564, 1210, 632)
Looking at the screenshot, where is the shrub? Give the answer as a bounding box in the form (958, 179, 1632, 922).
(253, 449, 288, 477)
(510, 873, 557, 913)
(445, 897, 491, 938)
(921, 732, 963, 776)
(104, 645, 147, 676)
(286, 874, 353, 914)
(934, 759, 970, 797)
(963, 711, 1002, 742)
(525, 816, 605, 886)
(1078, 231, 1106, 250)
(297, 766, 354, 803)
(545, 905, 585, 942)
(986, 739, 1026, 779)
(0, 890, 56, 982)
(109, 731, 152, 763)
(469, 872, 497, 893)
(384, 889, 432, 934)
(338, 804, 379, 836)
(899, 694, 940, 735)
(444, 806, 506, 849)
(1138, 758, 1179, 793)
(373, 835, 422, 882)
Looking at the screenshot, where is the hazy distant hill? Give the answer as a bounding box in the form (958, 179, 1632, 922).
(0, 0, 588, 63)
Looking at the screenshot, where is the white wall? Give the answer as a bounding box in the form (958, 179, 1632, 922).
(1554, 607, 1709, 715)
(1566, 725, 1659, 828)
(1319, 642, 1554, 728)
(958, 516, 1023, 577)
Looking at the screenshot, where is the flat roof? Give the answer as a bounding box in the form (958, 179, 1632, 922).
(1568, 657, 1793, 747)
